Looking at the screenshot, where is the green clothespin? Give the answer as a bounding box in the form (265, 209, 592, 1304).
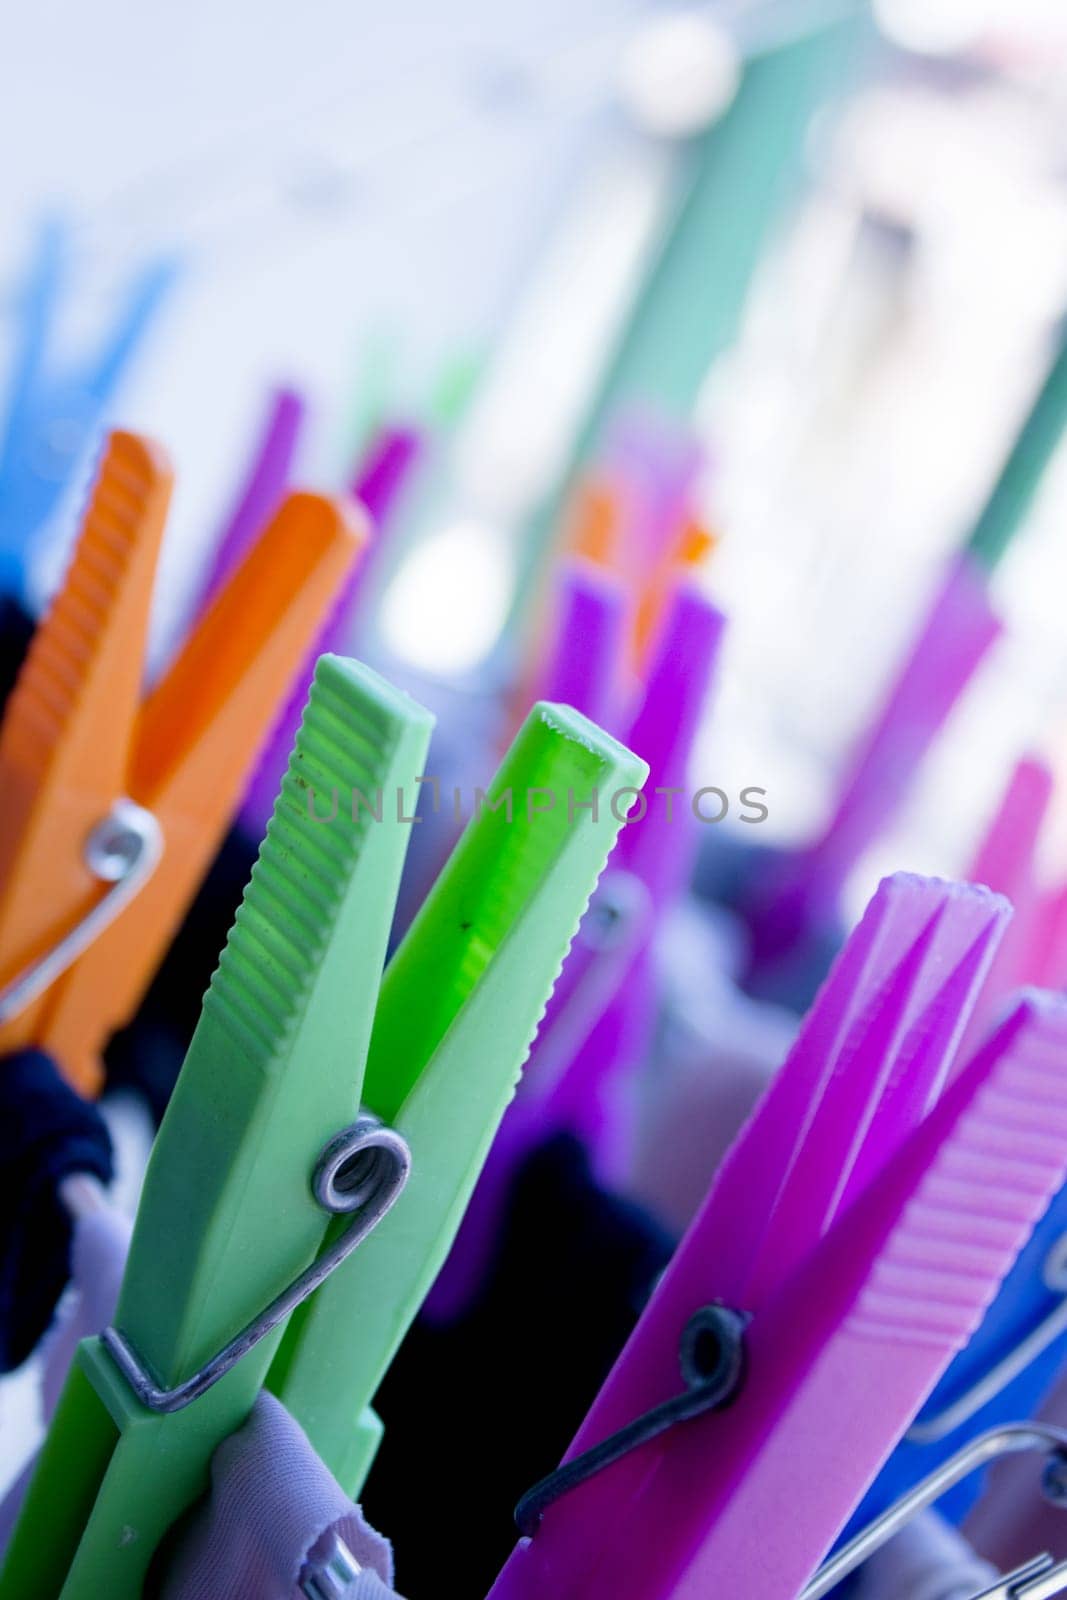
(267, 702, 649, 1490)
(0, 656, 434, 1600)
(966, 319, 1067, 573)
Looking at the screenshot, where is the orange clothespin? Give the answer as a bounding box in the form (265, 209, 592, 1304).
(565, 472, 624, 569)
(631, 511, 717, 670)
(0, 430, 363, 1094)
(566, 467, 717, 675)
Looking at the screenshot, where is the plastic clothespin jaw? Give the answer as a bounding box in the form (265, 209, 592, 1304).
(0, 655, 434, 1600)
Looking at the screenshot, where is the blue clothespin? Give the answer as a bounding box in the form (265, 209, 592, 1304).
(844, 994, 1067, 1535)
(0, 217, 177, 598)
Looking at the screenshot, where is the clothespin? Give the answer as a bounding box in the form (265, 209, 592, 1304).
(597, 413, 713, 671)
(739, 318, 1067, 1008)
(265, 700, 649, 1491)
(507, 477, 627, 735)
(238, 423, 421, 837)
(552, 419, 714, 685)
(845, 936, 1067, 1533)
(0, 430, 363, 1093)
(966, 319, 1067, 574)
(528, 7, 861, 597)
(539, 559, 628, 731)
(0, 655, 434, 1599)
(1027, 884, 1067, 994)
(565, 472, 623, 570)
(485, 873, 1067, 1600)
(536, 597, 724, 1193)
(739, 555, 1001, 1004)
(424, 584, 721, 1319)
(345, 423, 421, 603)
(954, 756, 1055, 1066)
(195, 384, 307, 612)
(0, 219, 176, 599)
(530, 586, 725, 1164)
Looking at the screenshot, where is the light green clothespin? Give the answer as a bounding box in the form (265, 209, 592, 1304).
(267, 702, 649, 1490)
(0, 656, 434, 1600)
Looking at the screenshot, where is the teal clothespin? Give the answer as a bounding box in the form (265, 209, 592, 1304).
(267, 702, 649, 1490)
(0, 655, 433, 1600)
(507, 4, 868, 632)
(965, 316, 1067, 573)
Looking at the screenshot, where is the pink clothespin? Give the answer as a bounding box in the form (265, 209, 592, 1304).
(740, 555, 1002, 1003)
(488, 873, 1046, 1600)
(954, 756, 1054, 1064)
(238, 423, 420, 833)
(1028, 883, 1067, 993)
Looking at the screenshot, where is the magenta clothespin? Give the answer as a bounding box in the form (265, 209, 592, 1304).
(741, 554, 1002, 999)
(954, 755, 1054, 1064)
(237, 423, 421, 834)
(196, 386, 306, 612)
(488, 873, 1012, 1600)
(542, 991, 1067, 1600)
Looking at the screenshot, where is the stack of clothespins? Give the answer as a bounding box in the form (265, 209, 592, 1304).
(5, 7, 1067, 1600)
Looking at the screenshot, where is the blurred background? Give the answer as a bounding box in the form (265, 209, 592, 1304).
(3, 0, 1067, 923)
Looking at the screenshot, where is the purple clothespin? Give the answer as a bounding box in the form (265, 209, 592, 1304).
(337, 424, 421, 630)
(740, 553, 1002, 1004)
(196, 386, 306, 612)
(423, 587, 724, 1320)
(238, 424, 420, 834)
(541, 559, 628, 731)
(535, 586, 726, 1174)
(488, 873, 1026, 1599)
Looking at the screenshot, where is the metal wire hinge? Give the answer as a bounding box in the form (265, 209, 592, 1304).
(102, 1114, 410, 1414)
(970, 1555, 1067, 1599)
(514, 1303, 748, 1536)
(802, 1423, 1067, 1600)
(0, 797, 162, 1022)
